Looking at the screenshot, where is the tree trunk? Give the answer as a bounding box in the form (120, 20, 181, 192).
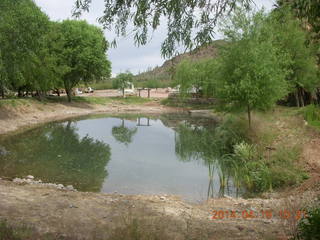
(122, 88, 125, 98)
(18, 88, 23, 98)
(295, 89, 300, 107)
(0, 87, 4, 99)
(247, 104, 252, 129)
(66, 88, 72, 102)
(299, 87, 305, 107)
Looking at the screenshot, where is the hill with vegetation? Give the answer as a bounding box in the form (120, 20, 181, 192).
(134, 40, 225, 87)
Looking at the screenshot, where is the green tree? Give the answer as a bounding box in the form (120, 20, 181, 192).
(114, 72, 134, 97)
(216, 10, 289, 128)
(174, 58, 218, 98)
(270, 9, 318, 107)
(73, 0, 254, 57)
(54, 20, 111, 102)
(0, 0, 51, 96)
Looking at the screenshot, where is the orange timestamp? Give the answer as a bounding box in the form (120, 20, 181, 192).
(210, 209, 308, 220)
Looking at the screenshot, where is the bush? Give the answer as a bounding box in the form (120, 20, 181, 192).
(297, 206, 320, 240)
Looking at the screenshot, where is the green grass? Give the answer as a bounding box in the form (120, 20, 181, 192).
(0, 98, 33, 108)
(161, 98, 215, 109)
(219, 108, 309, 195)
(90, 81, 114, 90)
(0, 96, 151, 107)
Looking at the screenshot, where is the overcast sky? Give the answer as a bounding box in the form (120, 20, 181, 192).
(34, 0, 276, 76)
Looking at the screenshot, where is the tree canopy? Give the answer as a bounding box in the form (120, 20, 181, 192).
(53, 20, 111, 102)
(73, 0, 253, 57)
(216, 10, 290, 127)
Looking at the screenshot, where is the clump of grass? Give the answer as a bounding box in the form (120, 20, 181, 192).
(302, 104, 320, 129)
(110, 96, 151, 104)
(161, 97, 216, 109)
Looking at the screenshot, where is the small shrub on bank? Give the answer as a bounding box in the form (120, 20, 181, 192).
(297, 206, 320, 240)
(302, 104, 320, 129)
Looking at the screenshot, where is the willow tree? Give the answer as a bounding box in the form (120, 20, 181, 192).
(0, 0, 51, 96)
(270, 9, 318, 107)
(216, 10, 289, 128)
(73, 0, 254, 57)
(54, 20, 111, 102)
(174, 58, 218, 97)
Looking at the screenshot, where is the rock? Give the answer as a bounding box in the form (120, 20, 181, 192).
(160, 196, 166, 201)
(66, 185, 75, 191)
(57, 184, 64, 189)
(0, 146, 9, 156)
(26, 175, 34, 180)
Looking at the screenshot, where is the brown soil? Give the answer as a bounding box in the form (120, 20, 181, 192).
(1, 179, 317, 240)
(0, 99, 179, 136)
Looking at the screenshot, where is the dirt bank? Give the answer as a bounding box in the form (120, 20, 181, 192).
(0, 98, 180, 135)
(1, 179, 318, 240)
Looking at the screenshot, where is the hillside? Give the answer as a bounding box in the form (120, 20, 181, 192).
(134, 40, 225, 86)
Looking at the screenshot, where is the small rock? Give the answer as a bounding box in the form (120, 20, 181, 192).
(237, 226, 244, 231)
(57, 155, 62, 158)
(66, 185, 75, 191)
(26, 175, 34, 180)
(69, 204, 78, 208)
(160, 196, 166, 201)
(57, 184, 64, 189)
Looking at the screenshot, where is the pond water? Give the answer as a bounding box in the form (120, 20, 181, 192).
(0, 114, 244, 201)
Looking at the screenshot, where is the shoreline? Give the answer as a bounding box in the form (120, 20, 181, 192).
(0, 98, 182, 136)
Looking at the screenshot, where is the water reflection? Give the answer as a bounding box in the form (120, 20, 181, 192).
(0, 114, 245, 201)
(112, 118, 138, 146)
(0, 121, 111, 192)
(171, 117, 242, 198)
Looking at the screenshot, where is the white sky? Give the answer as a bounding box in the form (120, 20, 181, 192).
(34, 0, 276, 76)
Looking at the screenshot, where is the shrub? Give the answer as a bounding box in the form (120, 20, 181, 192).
(297, 206, 320, 240)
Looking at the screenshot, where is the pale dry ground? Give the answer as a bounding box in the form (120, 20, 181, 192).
(0, 99, 178, 135)
(1, 179, 316, 240)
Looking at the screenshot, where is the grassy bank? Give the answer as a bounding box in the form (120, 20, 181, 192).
(0, 96, 151, 108)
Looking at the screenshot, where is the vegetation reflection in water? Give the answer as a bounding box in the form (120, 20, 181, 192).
(0, 114, 247, 201)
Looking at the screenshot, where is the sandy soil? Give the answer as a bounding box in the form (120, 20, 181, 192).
(1, 179, 317, 240)
(0, 99, 178, 136)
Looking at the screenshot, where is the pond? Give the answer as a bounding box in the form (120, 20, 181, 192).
(0, 113, 245, 202)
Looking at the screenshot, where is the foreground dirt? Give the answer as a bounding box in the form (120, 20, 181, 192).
(1, 179, 318, 240)
(0, 99, 179, 135)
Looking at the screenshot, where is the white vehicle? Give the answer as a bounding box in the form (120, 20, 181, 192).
(119, 82, 136, 96)
(85, 87, 94, 93)
(74, 88, 82, 95)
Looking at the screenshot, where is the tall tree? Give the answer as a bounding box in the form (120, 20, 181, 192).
(54, 20, 111, 102)
(270, 9, 318, 107)
(216, 9, 289, 128)
(113, 72, 134, 97)
(73, 0, 253, 57)
(0, 0, 51, 96)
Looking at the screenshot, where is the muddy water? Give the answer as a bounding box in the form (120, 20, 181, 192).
(0, 114, 243, 201)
